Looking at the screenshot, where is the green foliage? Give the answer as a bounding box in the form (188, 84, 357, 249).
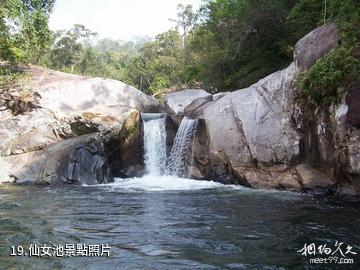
(300, 47, 360, 105)
(0, 64, 27, 92)
(47, 24, 97, 71)
(186, 0, 298, 91)
(285, 0, 323, 42)
(0, 0, 55, 64)
(3, 0, 356, 101)
(299, 0, 360, 105)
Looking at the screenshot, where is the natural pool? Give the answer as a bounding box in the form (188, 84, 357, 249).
(1, 176, 359, 269)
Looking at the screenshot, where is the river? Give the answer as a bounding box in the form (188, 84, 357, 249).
(1, 177, 360, 269)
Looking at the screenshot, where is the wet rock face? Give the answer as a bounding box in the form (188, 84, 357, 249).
(164, 115, 177, 159)
(58, 137, 113, 185)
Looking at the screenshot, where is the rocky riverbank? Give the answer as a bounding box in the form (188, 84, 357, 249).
(1, 23, 359, 196)
(0, 65, 161, 185)
(163, 23, 360, 196)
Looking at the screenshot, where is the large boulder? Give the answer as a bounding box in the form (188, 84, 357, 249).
(28, 65, 161, 114)
(294, 22, 338, 71)
(0, 65, 161, 184)
(184, 24, 344, 193)
(164, 89, 211, 120)
(1, 134, 113, 185)
(191, 63, 300, 165)
(0, 109, 60, 157)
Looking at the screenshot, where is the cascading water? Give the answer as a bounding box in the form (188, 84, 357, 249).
(113, 114, 222, 191)
(143, 117, 167, 176)
(166, 117, 198, 177)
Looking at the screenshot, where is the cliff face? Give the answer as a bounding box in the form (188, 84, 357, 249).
(165, 23, 360, 195)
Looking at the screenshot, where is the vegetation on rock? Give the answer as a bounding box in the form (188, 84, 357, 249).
(299, 0, 360, 105)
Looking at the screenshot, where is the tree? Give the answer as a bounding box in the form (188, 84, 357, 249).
(171, 4, 197, 47)
(48, 24, 97, 72)
(0, 0, 55, 63)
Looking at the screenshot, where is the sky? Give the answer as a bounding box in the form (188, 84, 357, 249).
(49, 0, 202, 41)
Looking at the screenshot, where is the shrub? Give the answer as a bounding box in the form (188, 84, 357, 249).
(300, 47, 360, 105)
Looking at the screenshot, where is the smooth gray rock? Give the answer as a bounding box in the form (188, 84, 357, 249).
(28, 65, 161, 114)
(294, 22, 338, 71)
(213, 92, 229, 101)
(183, 95, 213, 116)
(192, 63, 300, 170)
(164, 89, 211, 117)
(0, 65, 158, 184)
(0, 109, 60, 157)
(230, 63, 300, 164)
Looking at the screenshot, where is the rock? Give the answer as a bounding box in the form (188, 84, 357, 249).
(232, 165, 302, 191)
(189, 166, 205, 180)
(164, 115, 177, 159)
(191, 119, 211, 180)
(345, 83, 360, 128)
(213, 92, 229, 101)
(66, 105, 136, 134)
(348, 129, 360, 174)
(294, 22, 338, 71)
(0, 65, 160, 184)
(230, 63, 300, 164)
(191, 63, 300, 178)
(295, 164, 335, 193)
(336, 186, 358, 196)
(196, 93, 254, 167)
(28, 65, 162, 115)
(1, 134, 113, 185)
(164, 89, 211, 118)
(183, 95, 213, 116)
(109, 111, 144, 178)
(185, 24, 349, 193)
(0, 109, 60, 157)
(0, 106, 135, 157)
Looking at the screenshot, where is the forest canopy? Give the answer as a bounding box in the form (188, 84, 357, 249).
(1, 0, 359, 96)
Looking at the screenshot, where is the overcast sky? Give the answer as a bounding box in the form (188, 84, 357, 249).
(49, 0, 202, 41)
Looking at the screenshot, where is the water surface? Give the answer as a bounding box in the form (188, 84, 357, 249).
(0, 177, 360, 269)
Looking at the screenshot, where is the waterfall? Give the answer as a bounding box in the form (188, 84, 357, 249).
(166, 117, 198, 177)
(142, 114, 198, 178)
(143, 117, 167, 176)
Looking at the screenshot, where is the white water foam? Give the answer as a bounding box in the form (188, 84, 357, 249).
(111, 175, 226, 191)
